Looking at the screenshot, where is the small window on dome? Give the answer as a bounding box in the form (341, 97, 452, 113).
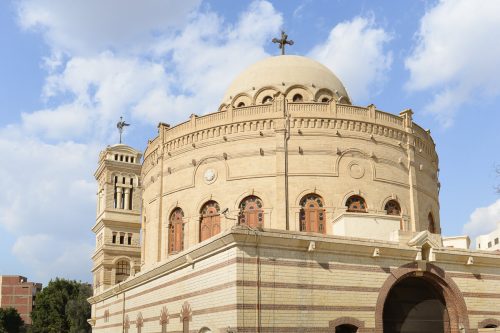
(262, 96, 273, 104)
(321, 97, 329, 103)
(385, 200, 401, 216)
(237, 102, 245, 107)
(346, 195, 367, 213)
(292, 94, 303, 102)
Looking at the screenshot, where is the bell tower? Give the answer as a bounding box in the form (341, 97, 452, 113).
(91, 144, 142, 294)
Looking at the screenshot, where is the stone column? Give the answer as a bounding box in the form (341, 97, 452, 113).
(110, 267, 116, 285)
(99, 189, 105, 212)
(400, 109, 419, 231)
(116, 187, 123, 209)
(124, 188, 130, 210)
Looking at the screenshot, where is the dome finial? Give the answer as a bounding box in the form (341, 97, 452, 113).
(272, 30, 294, 55)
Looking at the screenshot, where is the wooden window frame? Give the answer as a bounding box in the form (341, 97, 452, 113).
(299, 194, 326, 234)
(239, 196, 264, 228)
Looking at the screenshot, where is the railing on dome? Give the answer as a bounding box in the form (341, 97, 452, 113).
(164, 120, 191, 139)
(413, 124, 431, 142)
(336, 104, 369, 119)
(376, 110, 404, 127)
(153, 100, 434, 159)
(196, 110, 227, 127)
(288, 102, 329, 113)
(413, 124, 435, 156)
(233, 104, 274, 118)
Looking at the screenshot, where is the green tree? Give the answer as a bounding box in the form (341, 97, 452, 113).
(30, 278, 92, 333)
(0, 307, 24, 333)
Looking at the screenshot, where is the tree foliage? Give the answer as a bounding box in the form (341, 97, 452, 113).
(0, 307, 24, 333)
(30, 278, 92, 333)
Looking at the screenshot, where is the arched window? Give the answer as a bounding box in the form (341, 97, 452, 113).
(237, 102, 245, 107)
(321, 97, 330, 103)
(299, 194, 326, 234)
(115, 260, 130, 283)
(385, 200, 401, 216)
(200, 201, 221, 242)
(168, 208, 184, 254)
(262, 96, 273, 104)
(335, 324, 358, 333)
(292, 93, 303, 102)
(346, 195, 367, 213)
(428, 212, 436, 233)
(239, 196, 264, 228)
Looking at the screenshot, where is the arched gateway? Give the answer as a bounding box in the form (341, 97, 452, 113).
(375, 264, 470, 333)
(383, 277, 449, 332)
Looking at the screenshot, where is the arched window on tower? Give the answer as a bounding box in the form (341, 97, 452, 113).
(385, 200, 401, 216)
(428, 212, 436, 233)
(346, 195, 367, 213)
(200, 201, 221, 242)
(115, 260, 130, 283)
(168, 208, 184, 254)
(299, 194, 326, 234)
(239, 196, 264, 228)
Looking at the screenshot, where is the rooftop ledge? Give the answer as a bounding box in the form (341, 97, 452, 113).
(88, 226, 500, 304)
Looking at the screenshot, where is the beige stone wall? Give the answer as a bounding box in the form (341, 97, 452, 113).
(91, 246, 239, 332)
(92, 144, 143, 294)
(141, 101, 439, 267)
(90, 230, 500, 333)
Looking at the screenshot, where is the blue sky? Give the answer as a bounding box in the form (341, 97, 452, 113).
(0, 0, 499, 285)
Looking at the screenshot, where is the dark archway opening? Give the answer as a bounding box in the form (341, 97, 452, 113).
(335, 324, 358, 333)
(383, 277, 449, 333)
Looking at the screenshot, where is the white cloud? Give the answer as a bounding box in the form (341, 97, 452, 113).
(309, 16, 393, 103)
(463, 199, 500, 240)
(0, 133, 97, 235)
(0, 128, 98, 283)
(153, 0, 283, 116)
(17, 0, 202, 56)
(12, 234, 93, 282)
(19, 1, 283, 139)
(405, 0, 500, 127)
(2, 0, 283, 283)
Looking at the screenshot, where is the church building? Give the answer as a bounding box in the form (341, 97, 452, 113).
(88, 39, 500, 333)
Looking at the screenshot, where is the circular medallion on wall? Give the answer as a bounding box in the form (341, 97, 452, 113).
(349, 161, 365, 179)
(203, 168, 217, 184)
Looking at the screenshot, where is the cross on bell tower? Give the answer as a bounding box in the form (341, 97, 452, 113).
(116, 116, 130, 144)
(272, 31, 294, 55)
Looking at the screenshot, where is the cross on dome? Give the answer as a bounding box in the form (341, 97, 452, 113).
(272, 30, 294, 55)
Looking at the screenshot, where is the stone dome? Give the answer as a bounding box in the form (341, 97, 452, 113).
(222, 55, 351, 106)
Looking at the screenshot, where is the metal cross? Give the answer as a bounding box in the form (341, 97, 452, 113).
(272, 31, 294, 55)
(116, 116, 130, 144)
